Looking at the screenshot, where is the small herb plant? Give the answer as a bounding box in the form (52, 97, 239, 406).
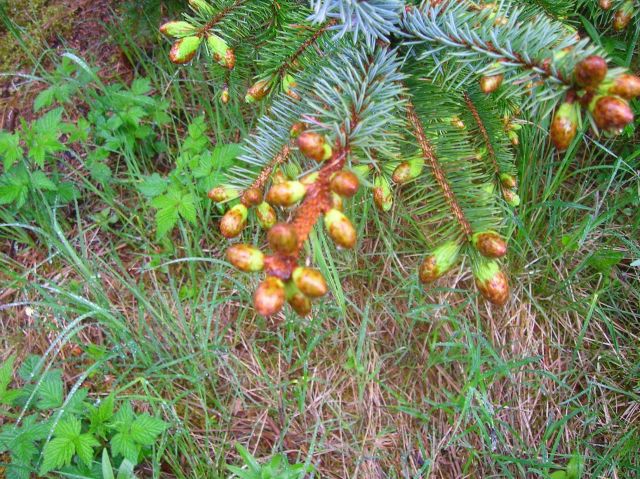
(137, 115, 243, 239)
(0, 59, 169, 224)
(0, 354, 168, 478)
(226, 443, 313, 479)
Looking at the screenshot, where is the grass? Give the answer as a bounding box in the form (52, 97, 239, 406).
(1, 2, 639, 478)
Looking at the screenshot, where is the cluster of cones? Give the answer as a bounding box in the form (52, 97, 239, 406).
(209, 128, 359, 316)
(418, 231, 510, 306)
(160, 0, 300, 105)
(599, 0, 636, 31)
(551, 55, 639, 150)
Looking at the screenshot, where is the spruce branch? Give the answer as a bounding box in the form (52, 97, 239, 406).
(402, 0, 604, 106)
(406, 99, 473, 237)
(308, 0, 404, 47)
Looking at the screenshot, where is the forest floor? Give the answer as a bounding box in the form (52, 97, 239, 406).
(1, 2, 639, 479)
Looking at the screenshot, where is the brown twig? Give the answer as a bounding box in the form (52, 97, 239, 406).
(406, 100, 473, 237)
(197, 0, 245, 36)
(462, 92, 499, 177)
(263, 148, 347, 280)
(277, 20, 336, 79)
(245, 144, 291, 194)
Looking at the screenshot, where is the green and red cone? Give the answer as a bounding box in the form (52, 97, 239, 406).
(220, 204, 248, 238)
(266, 181, 306, 207)
(550, 102, 579, 151)
(324, 209, 356, 249)
(169, 36, 202, 64)
(473, 259, 510, 306)
(419, 241, 461, 284)
(226, 244, 264, 272)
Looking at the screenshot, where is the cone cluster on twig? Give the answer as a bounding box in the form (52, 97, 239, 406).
(551, 55, 639, 150)
(207, 127, 364, 317)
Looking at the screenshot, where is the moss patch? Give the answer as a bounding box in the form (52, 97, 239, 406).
(0, 0, 73, 72)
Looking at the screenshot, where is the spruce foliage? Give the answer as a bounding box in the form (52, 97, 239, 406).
(159, 0, 639, 315)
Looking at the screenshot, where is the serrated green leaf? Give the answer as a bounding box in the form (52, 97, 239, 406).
(66, 387, 89, 415)
(0, 132, 23, 169)
(89, 394, 115, 438)
(0, 183, 22, 205)
(34, 88, 56, 112)
(36, 372, 64, 410)
(110, 401, 134, 430)
(155, 206, 179, 239)
(110, 432, 139, 464)
(75, 433, 100, 465)
(129, 414, 167, 446)
(138, 174, 168, 198)
(18, 355, 41, 381)
(57, 182, 81, 204)
(210, 143, 242, 167)
(0, 354, 15, 396)
(130, 78, 151, 96)
(55, 416, 82, 439)
(40, 437, 75, 475)
(5, 458, 31, 479)
(177, 193, 197, 224)
(31, 171, 58, 191)
(88, 161, 112, 183)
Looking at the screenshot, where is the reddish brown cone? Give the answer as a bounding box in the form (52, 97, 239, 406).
(241, 187, 262, 207)
(297, 132, 331, 162)
(330, 171, 360, 198)
(292, 267, 328, 298)
(574, 55, 608, 88)
(592, 96, 634, 130)
(267, 223, 298, 254)
(550, 102, 579, 151)
(607, 74, 640, 100)
(480, 74, 504, 93)
(288, 290, 311, 316)
(254, 277, 285, 316)
(473, 231, 508, 258)
(220, 204, 248, 238)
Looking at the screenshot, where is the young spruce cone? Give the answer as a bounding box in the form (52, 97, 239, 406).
(330, 171, 360, 198)
(227, 244, 264, 272)
(169, 36, 202, 64)
(474, 261, 510, 306)
(297, 131, 332, 162)
(591, 95, 634, 130)
(479, 74, 504, 93)
(267, 223, 298, 254)
(220, 204, 248, 238)
(472, 231, 508, 259)
(286, 286, 312, 316)
(604, 74, 640, 100)
(550, 102, 579, 151)
(324, 209, 356, 248)
(292, 267, 328, 298)
(419, 241, 460, 283)
(266, 181, 306, 206)
(256, 202, 277, 229)
(574, 55, 607, 88)
(254, 277, 285, 316)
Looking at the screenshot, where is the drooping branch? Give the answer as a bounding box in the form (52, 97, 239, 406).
(197, 0, 245, 35)
(406, 100, 473, 237)
(244, 144, 291, 193)
(462, 92, 500, 177)
(276, 20, 336, 78)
